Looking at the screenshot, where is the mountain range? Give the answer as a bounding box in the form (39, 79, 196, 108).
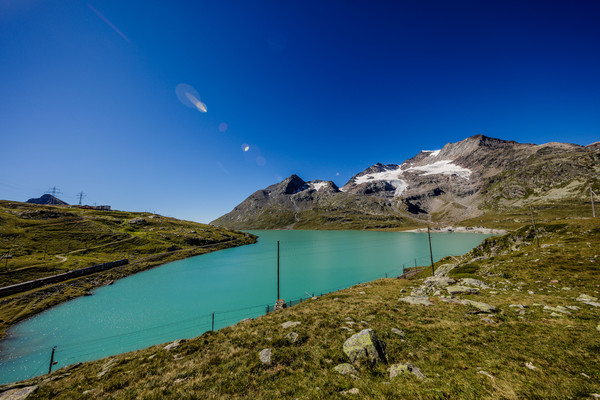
(211, 135, 600, 230)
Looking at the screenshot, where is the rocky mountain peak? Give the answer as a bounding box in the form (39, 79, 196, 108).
(26, 194, 68, 206)
(280, 174, 309, 195)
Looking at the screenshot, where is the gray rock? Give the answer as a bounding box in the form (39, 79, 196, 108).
(286, 332, 299, 343)
(343, 329, 387, 365)
(460, 278, 491, 289)
(399, 296, 434, 306)
(434, 263, 456, 276)
(259, 348, 272, 365)
(549, 312, 563, 317)
(509, 304, 527, 309)
(389, 363, 425, 379)
(391, 328, 405, 337)
(543, 305, 571, 315)
(164, 339, 184, 351)
(583, 301, 600, 307)
(423, 276, 456, 287)
(464, 300, 497, 313)
(440, 298, 497, 313)
(341, 388, 360, 395)
(577, 294, 598, 302)
(281, 321, 301, 329)
(273, 299, 287, 311)
(128, 217, 147, 225)
(0, 386, 38, 400)
(334, 363, 358, 375)
(446, 285, 479, 295)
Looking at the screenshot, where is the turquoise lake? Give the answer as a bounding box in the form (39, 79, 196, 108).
(0, 230, 492, 384)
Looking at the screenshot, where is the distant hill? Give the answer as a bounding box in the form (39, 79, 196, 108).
(212, 135, 600, 229)
(26, 194, 68, 205)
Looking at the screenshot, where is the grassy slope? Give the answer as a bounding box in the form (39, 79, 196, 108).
(4, 215, 599, 399)
(0, 201, 256, 337)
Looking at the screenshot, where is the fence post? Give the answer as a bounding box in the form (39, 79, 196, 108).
(48, 346, 57, 374)
(211, 312, 215, 332)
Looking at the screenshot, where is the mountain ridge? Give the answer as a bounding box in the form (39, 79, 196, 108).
(212, 135, 600, 229)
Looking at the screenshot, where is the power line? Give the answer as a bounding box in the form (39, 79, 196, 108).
(76, 191, 87, 206)
(45, 186, 63, 204)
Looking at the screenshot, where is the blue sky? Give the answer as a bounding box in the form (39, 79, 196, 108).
(1, 0, 599, 223)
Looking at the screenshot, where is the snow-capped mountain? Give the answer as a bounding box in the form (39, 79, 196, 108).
(211, 135, 600, 229)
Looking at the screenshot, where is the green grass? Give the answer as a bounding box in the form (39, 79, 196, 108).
(3, 216, 599, 399)
(0, 201, 256, 338)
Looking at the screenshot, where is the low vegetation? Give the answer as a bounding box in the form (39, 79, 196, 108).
(0, 201, 256, 338)
(3, 214, 599, 399)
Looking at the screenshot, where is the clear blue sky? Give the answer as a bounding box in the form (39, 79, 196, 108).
(1, 0, 599, 222)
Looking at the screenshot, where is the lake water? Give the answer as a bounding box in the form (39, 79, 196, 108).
(0, 230, 492, 384)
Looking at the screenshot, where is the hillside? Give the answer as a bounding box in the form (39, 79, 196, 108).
(0, 200, 256, 337)
(2, 213, 599, 398)
(212, 135, 600, 230)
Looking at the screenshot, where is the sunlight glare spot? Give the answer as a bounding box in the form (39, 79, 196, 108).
(185, 92, 207, 112)
(242, 144, 250, 152)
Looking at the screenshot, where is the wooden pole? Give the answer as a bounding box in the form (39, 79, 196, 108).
(277, 241, 280, 300)
(592, 187, 596, 218)
(48, 346, 56, 374)
(211, 312, 215, 332)
(427, 225, 435, 276)
(529, 206, 540, 248)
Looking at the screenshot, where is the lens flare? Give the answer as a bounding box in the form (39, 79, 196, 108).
(242, 144, 250, 152)
(185, 92, 207, 112)
(218, 122, 228, 132)
(176, 83, 207, 113)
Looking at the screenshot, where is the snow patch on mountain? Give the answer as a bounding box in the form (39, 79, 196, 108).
(354, 167, 403, 185)
(423, 150, 441, 157)
(409, 160, 472, 177)
(309, 181, 328, 191)
(352, 166, 409, 196)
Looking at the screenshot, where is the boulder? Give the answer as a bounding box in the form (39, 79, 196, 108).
(0, 386, 38, 400)
(423, 276, 456, 287)
(577, 294, 598, 302)
(286, 332, 299, 343)
(460, 278, 490, 289)
(259, 348, 272, 365)
(543, 305, 571, 315)
(434, 263, 456, 276)
(391, 328, 405, 337)
(398, 296, 434, 306)
(164, 339, 185, 351)
(273, 299, 287, 311)
(343, 329, 387, 365)
(334, 363, 358, 375)
(389, 363, 425, 379)
(281, 321, 301, 329)
(464, 300, 497, 313)
(446, 285, 479, 295)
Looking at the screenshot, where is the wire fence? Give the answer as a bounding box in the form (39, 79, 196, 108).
(22, 253, 445, 377)
(0, 249, 464, 386)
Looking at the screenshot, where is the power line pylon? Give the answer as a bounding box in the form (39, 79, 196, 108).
(45, 187, 63, 205)
(76, 191, 87, 206)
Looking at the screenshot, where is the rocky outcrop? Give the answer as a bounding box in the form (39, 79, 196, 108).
(343, 329, 387, 365)
(26, 194, 68, 206)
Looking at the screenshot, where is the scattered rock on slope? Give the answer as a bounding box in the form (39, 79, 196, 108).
(343, 329, 387, 365)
